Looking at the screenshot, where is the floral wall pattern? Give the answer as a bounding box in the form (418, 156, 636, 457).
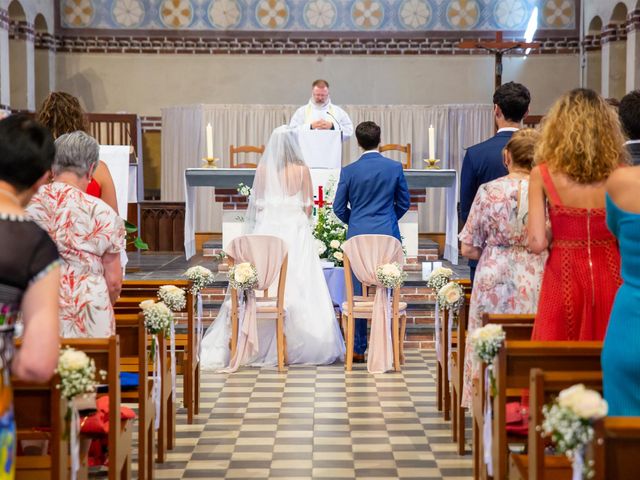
(59, 0, 577, 32)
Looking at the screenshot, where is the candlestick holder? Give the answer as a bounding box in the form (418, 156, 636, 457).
(202, 157, 219, 169)
(423, 158, 441, 169)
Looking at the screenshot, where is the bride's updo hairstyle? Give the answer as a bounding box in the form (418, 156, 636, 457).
(503, 128, 539, 172)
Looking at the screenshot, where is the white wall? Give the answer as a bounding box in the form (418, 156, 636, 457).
(56, 52, 580, 116)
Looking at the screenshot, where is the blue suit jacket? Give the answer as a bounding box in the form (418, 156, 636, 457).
(333, 152, 410, 241)
(459, 130, 514, 223)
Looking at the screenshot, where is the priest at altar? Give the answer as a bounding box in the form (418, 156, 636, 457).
(289, 79, 353, 140)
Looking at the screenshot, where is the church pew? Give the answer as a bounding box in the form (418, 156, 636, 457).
(472, 314, 535, 480)
(118, 279, 199, 424)
(450, 292, 471, 454)
(509, 368, 602, 480)
(491, 341, 603, 480)
(115, 314, 155, 479)
(63, 337, 133, 480)
(13, 373, 69, 479)
(435, 278, 471, 422)
(592, 416, 640, 480)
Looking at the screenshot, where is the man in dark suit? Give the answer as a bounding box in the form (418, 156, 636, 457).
(333, 121, 410, 362)
(619, 90, 640, 166)
(459, 82, 531, 284)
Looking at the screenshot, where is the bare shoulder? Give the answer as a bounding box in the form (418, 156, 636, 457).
(606, 165, 640, 192)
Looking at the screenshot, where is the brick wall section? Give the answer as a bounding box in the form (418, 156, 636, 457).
(627, 9, 640, 34)
(8, 20, 34, 42)
(582, 34, 602, 51)
(48, 34, 580, 56)
(141, 115, 162, 132)
(600, 23, 628, 44)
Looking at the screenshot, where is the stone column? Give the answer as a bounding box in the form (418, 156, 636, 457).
(601, 23, 627, 99)
(8, 20, 35, 111)
(626, 11, 640, 92)
(0, 9, 10, 109)
(34, 30, 56, 106)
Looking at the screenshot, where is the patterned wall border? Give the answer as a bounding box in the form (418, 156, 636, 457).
(44, 32, 580, 54)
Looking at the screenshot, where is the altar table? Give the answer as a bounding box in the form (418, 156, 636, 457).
(184, 168, 458, 263)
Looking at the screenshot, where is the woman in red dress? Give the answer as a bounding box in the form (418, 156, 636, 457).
(527, 89, 628, 341)
(37, 92, 118, 212)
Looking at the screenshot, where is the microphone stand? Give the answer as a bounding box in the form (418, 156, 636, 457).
(326, 111, 343, 143)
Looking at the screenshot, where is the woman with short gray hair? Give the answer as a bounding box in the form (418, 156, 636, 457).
(27, 130, 125, 338)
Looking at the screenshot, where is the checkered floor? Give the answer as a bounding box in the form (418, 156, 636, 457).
(134, 350, 472, 479)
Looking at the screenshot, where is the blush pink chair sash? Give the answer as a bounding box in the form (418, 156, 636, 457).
(222, 234, 287, 373)
(342, 235, 404, 374)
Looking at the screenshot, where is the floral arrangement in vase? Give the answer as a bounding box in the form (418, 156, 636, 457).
(312, 176, 346, 267)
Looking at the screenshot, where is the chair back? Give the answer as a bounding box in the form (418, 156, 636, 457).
(229, 145, 265, 168)
(379, 143, 411, 169)
(226, 234, 288, 293)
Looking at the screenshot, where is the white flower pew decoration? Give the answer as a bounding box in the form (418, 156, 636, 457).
(375, 262, 407, 289)
(228, 262, 259, 291)
(184, 265, 215, 361)
(541, 384, 608, 480)
(157, 285, 187, 402)
(426, 266, 453, 362)
(140, 299, 173, 430)
(56, 347, 105, 480)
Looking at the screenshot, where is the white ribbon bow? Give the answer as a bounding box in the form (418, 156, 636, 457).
(483, 365, 494, 476)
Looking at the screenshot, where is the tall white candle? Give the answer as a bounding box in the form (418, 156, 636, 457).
(428, 125, 435, 159)
(206, 123, 213, 159)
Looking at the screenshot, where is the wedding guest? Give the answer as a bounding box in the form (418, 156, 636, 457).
(460, 81, 531, 284)
(333, 121, 410, 362)
(459, 129, 546, 407)
(0, 116, 61, 470)
(602, 163, 640, 415)
(27, 131, 125, 338)
(528, 88, 627, 341)
(618, 90, 640, 165)
(37, 91, 119, 212)
(289, 79, 354, 140)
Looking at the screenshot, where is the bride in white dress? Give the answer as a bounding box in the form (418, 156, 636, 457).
(200, 125, 345, 369)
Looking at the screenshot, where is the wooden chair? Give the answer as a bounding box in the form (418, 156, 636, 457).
(226, 236, 289, 372)
(592, 416, 640, 480)
(449, 292, 471, 455)
(436, 279, 471, 422)
(118, 279, 199, 424)
(341, 237, 407, 372)
(115, 313, 155, 479)
(490, 341, 603, 480)
(229, 145, 264, 168)
(379, 143, 411, 169)
(63, 337, 133, 480)
(509, 368, 603, 480)
(471, 313, 535, 480)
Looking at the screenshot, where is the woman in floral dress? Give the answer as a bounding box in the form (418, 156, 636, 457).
(459, 129, 547, 408)
(0, 116, 61, 478)
(27, 131, 125, 338)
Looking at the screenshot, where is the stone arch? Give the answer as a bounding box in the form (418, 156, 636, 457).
(588, 16, 603, 35)
(610, 2, 629, 23)
(7, 0, 29, 110)
(585, 16, 603, 93)
(604, 2, 628, 99)
(33, 13, 51, 108)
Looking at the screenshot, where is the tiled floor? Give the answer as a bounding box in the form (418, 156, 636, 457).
(140, 350, 472, 479)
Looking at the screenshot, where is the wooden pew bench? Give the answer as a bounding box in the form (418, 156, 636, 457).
(450, 292, 471, 454)
(510, 368, 602, 480)
(593, 416, 640, 480)
(118, 279, 199, 424)
(490, 341, 603, 480)
(472, 314, 535, 480)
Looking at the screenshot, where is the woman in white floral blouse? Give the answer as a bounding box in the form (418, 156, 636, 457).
(458, 129, 547, 408)
(27, 131, 125, 338)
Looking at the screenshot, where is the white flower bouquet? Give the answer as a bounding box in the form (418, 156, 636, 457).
(312, 176, 346, 267)
(158, 285, 186, 312)
(228, 262, 259, 291)
(140, 300, 173, 336)
(237, 182, 252, 197)
(469, 323, 506, 364)
(56, 347, 100, 401)
(436, 281, 464, 312)
(376, 262, 407, 289)
(184, 265, 215, 295)
(426, 267, 454, 292)
(541, 384, 608, 479)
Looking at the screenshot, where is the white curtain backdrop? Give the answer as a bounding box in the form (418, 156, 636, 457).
(162, 104, 494, 234)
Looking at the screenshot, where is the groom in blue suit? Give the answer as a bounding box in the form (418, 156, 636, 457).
(333, 121, 411, 361)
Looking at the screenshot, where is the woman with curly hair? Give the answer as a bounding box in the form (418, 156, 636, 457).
(37, 92, 119, 213)
(527, 88, 628, 341)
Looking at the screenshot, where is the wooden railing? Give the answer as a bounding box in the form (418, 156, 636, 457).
(139, 202, 185, 252)
(86, 113, 139, 155)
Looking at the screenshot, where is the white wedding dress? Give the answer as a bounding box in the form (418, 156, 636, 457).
(200, 126, 345, 369)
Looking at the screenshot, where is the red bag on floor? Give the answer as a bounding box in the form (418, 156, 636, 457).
(505, 401, 529, 436)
